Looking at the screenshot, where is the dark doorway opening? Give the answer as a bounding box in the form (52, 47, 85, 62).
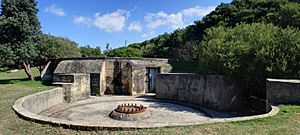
(90, 73, 100, 96)
(146, 67, 160, 93)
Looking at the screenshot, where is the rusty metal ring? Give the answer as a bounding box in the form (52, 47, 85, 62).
(115, 103, 147, 114)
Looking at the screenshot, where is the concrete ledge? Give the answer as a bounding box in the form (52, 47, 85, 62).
(13, 91, 280, 130)
(267, 78, 300, 84)
(267, 78, 300, 104)
(50, 57, 169, 61)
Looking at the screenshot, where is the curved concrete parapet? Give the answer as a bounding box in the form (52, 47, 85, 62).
(13, 89, 280, 130)
(156, 73, 246, 112)
(19, 87, 64, 114)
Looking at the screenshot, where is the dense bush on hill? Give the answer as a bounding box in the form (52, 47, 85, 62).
(198, 23, 300, 97)
(111, 0, 300, 61)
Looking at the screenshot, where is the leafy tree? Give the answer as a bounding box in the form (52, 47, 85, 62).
(35, 34, 81, 73)
(79, 45, 104, 57)
(106, 47, 142, 57)
(198, 23, 300, 98)
(0, 0, 41, 80)
(103, 43, 112, 54)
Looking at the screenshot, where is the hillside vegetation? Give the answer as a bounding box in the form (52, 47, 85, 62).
(107, 0, 300, 98)
(108, 0, 300, 60)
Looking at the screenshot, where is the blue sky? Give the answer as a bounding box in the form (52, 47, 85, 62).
(4, 0, 232, 49)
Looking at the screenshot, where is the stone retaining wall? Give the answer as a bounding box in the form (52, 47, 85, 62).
(156, 73, 246, 112)
(267, 78, 300, 104)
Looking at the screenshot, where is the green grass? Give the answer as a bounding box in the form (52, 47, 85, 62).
(0, 68, 300, 134)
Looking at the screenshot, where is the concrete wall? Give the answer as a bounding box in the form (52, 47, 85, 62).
(53, 74, 90, 102)
(103, 58, 171, 95)
(156, 73, 245, 112)
(22, 88, 64, 114)
(130, 59, 172, 95)
(267, 78, 300, 104)
(42, 58, 171, 96)
(53, 59, 105, 74)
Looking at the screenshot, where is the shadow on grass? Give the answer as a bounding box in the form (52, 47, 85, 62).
(0, 78, 30, 84)
(0, 76, 53, 86)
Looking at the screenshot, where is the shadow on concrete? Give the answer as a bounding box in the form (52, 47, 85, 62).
(133, 95, 211, 117)
(134, 95, 248, 118)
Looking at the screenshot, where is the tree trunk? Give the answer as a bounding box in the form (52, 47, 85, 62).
(37, 65, 46, 75)
(23, 62, 34, 80)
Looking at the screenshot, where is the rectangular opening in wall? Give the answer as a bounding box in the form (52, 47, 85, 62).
(146, 67, 160, 93)
(90, 73, 100, 96)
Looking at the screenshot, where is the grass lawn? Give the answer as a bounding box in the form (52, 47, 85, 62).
(0, 68, 299, 135)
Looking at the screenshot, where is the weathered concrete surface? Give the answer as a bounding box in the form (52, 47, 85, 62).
(267, 78, 300, 104)
(50, 97, 211, 127)
(53, 74, 90, 102)
(156, 73, 245, 112)
(13, 93, 279, 129)
(19, 87, 64, 114)
(53, 59, 105, 74)
(42, 57, 172, 96)
(103, 58, 171, 95)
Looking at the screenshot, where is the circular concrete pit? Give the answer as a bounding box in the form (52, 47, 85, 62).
(13, 88, 280, 129)
(48, 97, 211, 127)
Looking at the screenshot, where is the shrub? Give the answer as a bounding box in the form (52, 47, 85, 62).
(199, 23, 300, 98)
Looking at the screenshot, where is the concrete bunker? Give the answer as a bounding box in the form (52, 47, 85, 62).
(41, 57, 274, 113)
(42, 57, 172, 97)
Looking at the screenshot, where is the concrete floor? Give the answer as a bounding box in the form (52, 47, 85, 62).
(45, 95, 213, 128)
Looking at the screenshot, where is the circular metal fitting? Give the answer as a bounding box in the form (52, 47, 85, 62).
(114, 103, 147, 114)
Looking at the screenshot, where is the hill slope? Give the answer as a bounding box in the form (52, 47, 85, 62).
(108, 0, 300, 60)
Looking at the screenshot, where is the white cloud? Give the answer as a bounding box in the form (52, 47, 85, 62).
(145, 11, 184, 30)
(73, 6, 215, 34)
(94, 10, 129, 32)
(45, 4, 66, 16)
(143, 5, 216, 34)
(182, 6, 215, 17)
(74, 16, 91, 25)
(128, 21, 142, 32)
(74, 10, 130, 32)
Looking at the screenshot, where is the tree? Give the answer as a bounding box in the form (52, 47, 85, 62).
(79, 45, 103, 57)
(0, 0, 41, 80)
(35, 34, 81, 74)
(106, 47, 142, 57)
(103, 43, 112, 54)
